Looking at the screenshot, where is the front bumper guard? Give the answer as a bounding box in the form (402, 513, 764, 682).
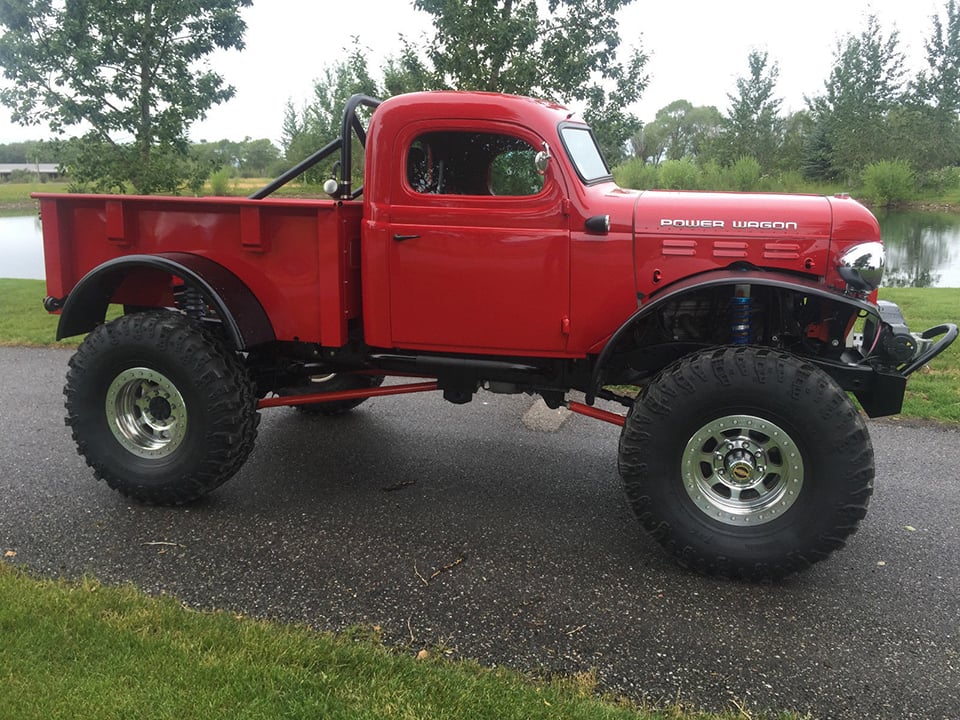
(826, 302, 957, 418)
(900, 323, 958, 376)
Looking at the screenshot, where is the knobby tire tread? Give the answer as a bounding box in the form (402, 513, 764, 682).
(64, 311, 259, 505)
(619, 346, 875, 582)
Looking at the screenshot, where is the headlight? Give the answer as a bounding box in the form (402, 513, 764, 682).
(837, 242, 885, 291)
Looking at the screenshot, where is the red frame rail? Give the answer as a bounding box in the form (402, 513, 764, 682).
(258, 381, 439, 409)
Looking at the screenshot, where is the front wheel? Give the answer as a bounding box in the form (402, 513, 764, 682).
(65, 311, 259, 505)
(618, 346, 874, 581)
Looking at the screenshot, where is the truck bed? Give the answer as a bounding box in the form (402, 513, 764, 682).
(34, 193, 362, 347)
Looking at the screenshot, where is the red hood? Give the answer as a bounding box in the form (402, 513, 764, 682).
(630, 190, 879, 295)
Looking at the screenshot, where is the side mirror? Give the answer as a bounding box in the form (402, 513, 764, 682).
(324, 161, 342, 198)
(534, 142, 551, 175)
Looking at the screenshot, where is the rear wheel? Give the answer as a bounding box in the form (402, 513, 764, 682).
(65, 311, 259, 505)
(618, 346, 874, 581)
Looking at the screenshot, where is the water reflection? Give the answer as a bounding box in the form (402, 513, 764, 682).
(0, 214, 44, 280)
(877, 210, 960, 288)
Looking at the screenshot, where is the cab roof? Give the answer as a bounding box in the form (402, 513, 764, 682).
(370, 90, 583, 132)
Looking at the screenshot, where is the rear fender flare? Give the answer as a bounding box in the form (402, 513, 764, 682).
(55, 253, 275, 350)
(587, 269, 876, 403)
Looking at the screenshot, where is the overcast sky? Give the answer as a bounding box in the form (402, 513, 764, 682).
(0, 0, 946, 146)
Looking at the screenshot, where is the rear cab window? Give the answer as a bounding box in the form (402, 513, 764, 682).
(406, 131, 545, 197)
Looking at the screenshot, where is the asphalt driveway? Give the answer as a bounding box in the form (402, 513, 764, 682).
(1, 346, 957, 719)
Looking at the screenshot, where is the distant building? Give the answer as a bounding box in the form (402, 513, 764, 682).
(0, 163, 62, 181)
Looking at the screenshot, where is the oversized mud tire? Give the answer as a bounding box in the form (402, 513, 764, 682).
(289, 373, 385, 416)
(618, 346, 874, 581)
(64, 311, 259, 505)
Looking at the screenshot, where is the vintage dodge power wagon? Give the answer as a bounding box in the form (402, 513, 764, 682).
(36, 91, 957, 580)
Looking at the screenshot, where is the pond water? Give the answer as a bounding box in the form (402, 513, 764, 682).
(0, 214, 44, 280)
(876, 210, 960, 288)
(2, 209, 960, 287)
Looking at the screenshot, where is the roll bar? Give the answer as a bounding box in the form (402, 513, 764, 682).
(249, 94, 382, 200)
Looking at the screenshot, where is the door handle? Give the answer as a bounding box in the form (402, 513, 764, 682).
(393, 234, 420, 242)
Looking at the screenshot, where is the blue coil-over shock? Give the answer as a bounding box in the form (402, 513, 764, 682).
(730, 285, 752, 344)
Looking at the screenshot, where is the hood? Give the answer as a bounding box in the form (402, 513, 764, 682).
(631, 190, 840, 295)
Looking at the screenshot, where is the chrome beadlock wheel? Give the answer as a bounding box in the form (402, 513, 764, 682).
(682, 414, 804, 526)
(105, 367, 187, 459)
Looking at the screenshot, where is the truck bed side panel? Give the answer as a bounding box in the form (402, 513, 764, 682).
(37, 194, 361, 347)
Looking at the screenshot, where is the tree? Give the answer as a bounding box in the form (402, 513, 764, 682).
(640, 100, 722, 163)
(382, 36, 433, 97)
(909, 0, 960, 169)
(914, 0, 960, 116)
(281, 44, 380, 185)
(682, 105, 725, 162)
(777, 110, 814, 174)
(0, 0, 252, 193)
(629, 122, 667, 165)
(805, 14, 906, 181)
(0, 139, 50, 162)
(239, 138, 280, 178)
(720, 50, 784, 172)
(646, 100, 695, 161)
(410, 0, 648, 164)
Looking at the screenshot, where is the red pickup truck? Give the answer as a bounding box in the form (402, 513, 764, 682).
(36, 91, 956, 580)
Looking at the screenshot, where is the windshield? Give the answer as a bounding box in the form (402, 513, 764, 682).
(560, 125, 611, 183)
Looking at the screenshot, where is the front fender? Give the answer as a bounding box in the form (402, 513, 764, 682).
(53, 253, 275, 350)
(587, 269, 876, 404)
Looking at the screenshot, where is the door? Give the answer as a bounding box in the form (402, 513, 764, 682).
(387, 124, 571, 355)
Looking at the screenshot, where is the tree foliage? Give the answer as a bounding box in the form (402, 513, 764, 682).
(909, 0, 960, 169)
(0, 0, 252, 193)
(914, 0, 960, 116)
(623, 6, 960, 194)
(410, 0, 648, 164)
(281, 44, 380, 186)
(806, 15, 906, 181)
(631, 100, 722, 164)
(191, 137, 281, 178)
(0, 139, 51, 162)
(721, 50, 784, 172)
(616, 4, 960, 198)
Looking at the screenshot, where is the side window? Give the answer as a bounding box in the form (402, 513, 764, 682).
(406, 131, 545, 196)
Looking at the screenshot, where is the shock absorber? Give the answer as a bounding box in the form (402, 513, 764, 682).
(730, 284, 752, 344)
(173, 283, 206, 320)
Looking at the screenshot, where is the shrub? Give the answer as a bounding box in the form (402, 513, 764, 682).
(917, 166, 960, 194)
(7, 168, 38, 183)
(775, 170, 807, 193)
(725, 155, 762, 192)
(861, 160, 916, 207)
(658, 158, 700, 190)
(613, 157, 659, 190)
(208, 167, 233, 196)
(695, 161, 723, 191)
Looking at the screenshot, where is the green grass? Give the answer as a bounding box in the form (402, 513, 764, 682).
(0, 563, 798, 720)
(877, 287, 960, 423)
(0, 180, 48, 202)
(0, 182, 43, 216)
(0, 279, 65, 346)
